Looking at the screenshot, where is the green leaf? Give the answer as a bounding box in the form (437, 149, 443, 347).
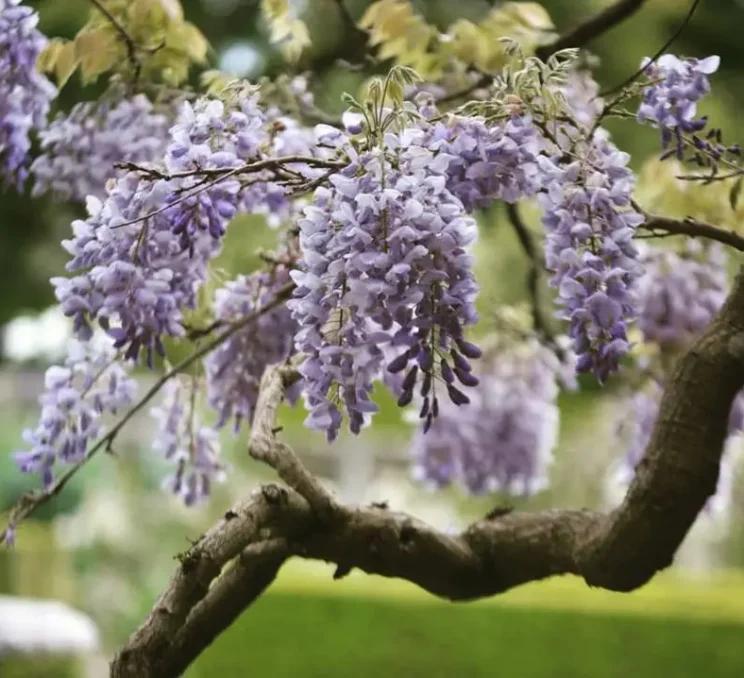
(37, 39, 64, 74)
(55, 41, 80, 88)
(75, 26, 124, 83)
(181, 22, 209, 63)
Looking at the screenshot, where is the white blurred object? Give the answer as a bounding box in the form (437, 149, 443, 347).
(2, 306, 70, 363)
(219, 42, 265, 78)
(0, 595, 99, 655)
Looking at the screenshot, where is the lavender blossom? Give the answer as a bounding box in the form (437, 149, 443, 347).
(561, 69, 603, 130)
(637, 54, 720, 152)
(14, 340, 136, 487)
(0, 0, 56, 187)
(205, 267, 297, 430)
(290, 127, 481, 441)
(31, 93, 172, 201)
(636, 242, 728, 348)
(51, 96, 279, 363)
(411, 341, 560, 496)
(418, 94, 542, 211)
(163, 96, 272, 248)
(151, 378, 225, 506)
(539, 132, 644, 381)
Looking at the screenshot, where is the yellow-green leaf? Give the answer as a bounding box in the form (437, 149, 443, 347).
(75, 26, 124, 83)
(506, 2, 554, 30)
(55, 41, 80, 88)
(37, 39, 63, 74)
(181, 22, 209, 63)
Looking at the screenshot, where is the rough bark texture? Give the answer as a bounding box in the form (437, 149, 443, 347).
(111, 270, 744, 678)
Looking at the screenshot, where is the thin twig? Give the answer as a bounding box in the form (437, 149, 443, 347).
(1, 282, 295, 543)
(600, 0, 702, 97)
(505, 204, 556, 345)
(88, 0, 141, 80)
(120, 155, 346, 182)
(112, 155, 347, 230)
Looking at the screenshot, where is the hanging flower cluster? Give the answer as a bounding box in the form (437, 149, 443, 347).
(410, 341, 561, 496)
(151, 377, 225, 506)
(205, 266, 298, 431)
(31, 93, 173, 201)
(636, 242, 728, 348)
(0, 0, 56, 187)
(637, 54, 719, 151)
(14, 340, 137, 487)
(539, 132, 644, 381)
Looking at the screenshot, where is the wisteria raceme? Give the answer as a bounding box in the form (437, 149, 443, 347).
(561, 69, 603, 130)
(417, 95, 542, 211)
(31, 93, 172, 201)
(14, 339, 136, 488)
(0, 0, 56, 187)
(636, 242, 728, 348)
(290, 126, 481, 441)
(637, 54, 719, 152)
(205, 267, 297, 430)
(539, 131, 644, 381)
(52, 95, 284, 363)
(163, 96, 272, 249)
(151, 378, 224, 506)
(51, 178, 212, 364)
(411, 341, 560, 496)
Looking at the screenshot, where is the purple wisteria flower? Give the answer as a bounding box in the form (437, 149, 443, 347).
(423, 112, 542, 211)
(164, 96, 270, 249)
(290, 126, 482, 441)
(411, 341, 560, 496)
(205, 267, 297, 430)
(0, 0, 56, 187)
(636, 242, 728, 348)
(14, 340, 137, 487)
(539, 131, 644, 381)
(31, 93, 172, 201)
(637, 54, 719, 152)
(561, 69, 603, 130)
(52, 95, 285, 363)
(151, 378, 225, 506)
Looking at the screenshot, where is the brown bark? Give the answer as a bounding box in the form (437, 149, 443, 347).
(111, 270, 744, 678)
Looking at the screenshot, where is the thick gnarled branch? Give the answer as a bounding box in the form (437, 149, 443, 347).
(112, 272, 744, 677)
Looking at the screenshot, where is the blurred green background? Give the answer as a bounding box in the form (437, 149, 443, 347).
(2, 1, 744, 676)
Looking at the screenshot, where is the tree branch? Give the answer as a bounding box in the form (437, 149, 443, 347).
(536, 0, 648, 60)
(248, 366, 343, 520)
(505, 204, 556, 344)
(0, 283, 295, 545)
(640, 213, 744, 252)
(112, 270, 744, 676)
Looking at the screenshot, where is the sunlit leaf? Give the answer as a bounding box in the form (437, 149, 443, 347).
(75, 26, 124, 84)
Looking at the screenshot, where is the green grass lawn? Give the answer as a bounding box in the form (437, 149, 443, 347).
(189, 562, 744, 678)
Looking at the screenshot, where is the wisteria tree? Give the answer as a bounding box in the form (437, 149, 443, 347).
(2, 0, 744, 675)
